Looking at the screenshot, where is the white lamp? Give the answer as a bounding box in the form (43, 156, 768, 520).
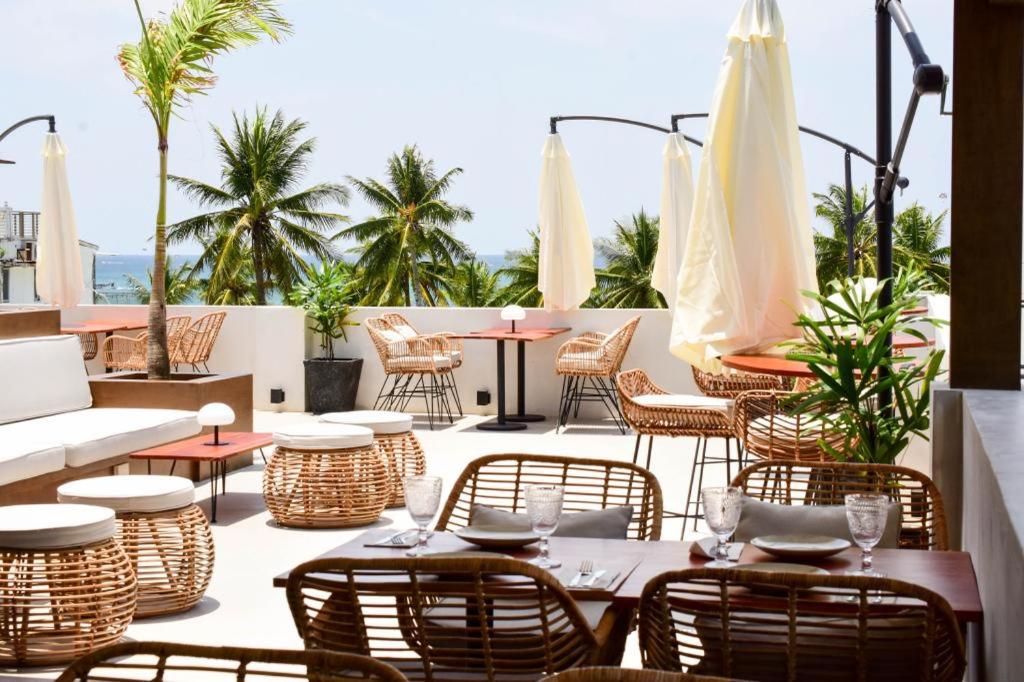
(197, 402, 235, 446)
(500, 304, 526, 333)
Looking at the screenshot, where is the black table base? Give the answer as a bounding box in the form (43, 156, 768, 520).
(476, 337, 545, 431)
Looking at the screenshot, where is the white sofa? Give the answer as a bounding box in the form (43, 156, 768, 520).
(0, 335, 201, 489)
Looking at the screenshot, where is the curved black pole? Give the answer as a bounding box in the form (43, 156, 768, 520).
(0, 115, 56, 144)
(550, 115, 703, 147)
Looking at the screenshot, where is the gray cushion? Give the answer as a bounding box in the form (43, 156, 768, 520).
(734, 496, 902, 549)
(469, 504, 633, 540)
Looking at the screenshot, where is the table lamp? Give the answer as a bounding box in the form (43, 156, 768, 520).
(500, 304, 526, 333)
(198, 402, 235, 446)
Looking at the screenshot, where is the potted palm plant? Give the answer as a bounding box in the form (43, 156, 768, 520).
(290, 262, 361, 413)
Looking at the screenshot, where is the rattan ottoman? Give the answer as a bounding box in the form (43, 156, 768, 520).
(0, 504, 137, 667)
(320, 410, 425, 507)
(57, 475, 214, 619)
(263, 423, 391, 528)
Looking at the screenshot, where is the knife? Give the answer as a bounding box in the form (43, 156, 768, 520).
(583, 569, 607, 588)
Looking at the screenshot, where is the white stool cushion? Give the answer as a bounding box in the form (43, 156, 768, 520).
(0, 504, 115, 549)
(633, 394, 732, 414)
(58, 475, 195, 513)
(320, 410, 413, 435)
(273, 423, 374, 450)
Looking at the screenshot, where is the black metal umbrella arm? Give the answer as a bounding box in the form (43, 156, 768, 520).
(0, 115, 57, 165)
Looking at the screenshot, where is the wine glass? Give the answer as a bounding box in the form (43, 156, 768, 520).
(845, 493, 888, 575)
(403, 476, 443, 557)
(701, 487, 742, 568)
(525, 484, 564, 569)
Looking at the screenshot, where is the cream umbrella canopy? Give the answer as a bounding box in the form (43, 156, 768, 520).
(36, 132, 83, 307)
(670, 0, 817, 370)
(537, 133, 595, 311)
(651, 132, 695, 308)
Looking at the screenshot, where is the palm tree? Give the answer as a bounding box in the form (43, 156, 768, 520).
(118, 0, 289, 378)
(812, 183, 877, 287)
(341, 145, 473, 306)
(496, 231, 543, 307)
(593, 209, 665, 309)
(894, 203, 950, 293)
(124, 257, 196, 305)
(167, 108, 348, 305)
(444, 258, 502, 307)
(194, 234, 257, 305)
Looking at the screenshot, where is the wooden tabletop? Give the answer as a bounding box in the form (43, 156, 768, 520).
(130, 432, 273, 461)
(453, 326, 572, 342)
(271, 532, 982, 623)
(61, 319, 146, 335)
(722, 334, 934, 378)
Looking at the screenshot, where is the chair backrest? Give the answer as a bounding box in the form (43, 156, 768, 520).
(691, 366, 788, 398)
(601, 316, 640, 373)
(75, 332, 98, 361)
(165, 314, 192, 353)
(639, 568, 965, 682)
(731, 460, 948, 550)
(174, 312, 226, 365)
(615, 369, 733, 438)
(365, 316, 408, 364)
(286, 556, 601, 681)
(382, 312, 420, 339)
(435, 453, 663, 541)
(732, 390, 844, 462)
(56, 641, 406, 682)
(542, 668, 735, 682)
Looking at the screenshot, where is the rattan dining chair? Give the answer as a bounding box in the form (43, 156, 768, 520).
(287, 555, 626, 681)
(381, 311, 464, 416)
(75, 332, 98, 362)
(103, 315, 191, 372)
(639, 568, 965, 682)
(56, 641, 406, 682)
(731, 459, 949, 550)
(617, 369, 737, 535)
(172, 311, 226, 373)
(732, 389, 846, 463)
(555, 316, 640, 433)
(691, 365, 789, 398)
(542, 668, 736, 682)
(435, 452, 663, 541)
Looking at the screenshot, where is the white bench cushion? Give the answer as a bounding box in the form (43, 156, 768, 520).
(0, 335, 91, 425)
(390, 354, 453, 370)
(320, 410, 413, 435)
(0, 438, 65, 486)
(58, 475, 195, 513)
(633, 394, 732, 414)
(1, 408, 200, 467)
(0, 503, 115, 549)
(273, 423, 374, 450)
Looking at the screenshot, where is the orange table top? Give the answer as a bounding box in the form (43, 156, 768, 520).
(61, 319, 146, 335)
(453, 326, 572, 342)
(130, 432, 273, 461)
(722, 334, 933, 379)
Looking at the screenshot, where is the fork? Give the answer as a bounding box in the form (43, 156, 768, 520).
(570, 559, 593, 587)
(389, 530, 410, 545)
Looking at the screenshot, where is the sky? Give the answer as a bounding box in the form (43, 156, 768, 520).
(0, 0, 954, 257)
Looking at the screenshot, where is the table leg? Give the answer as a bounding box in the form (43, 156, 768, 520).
(507, 340, 545, 423)
(210, 460, 218, 523)
(147, 458, 151, 474)
(478, 339, 526, 432)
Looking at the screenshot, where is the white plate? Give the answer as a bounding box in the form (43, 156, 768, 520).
(454, 527, 540, 549)
(751, 534, 851, 559)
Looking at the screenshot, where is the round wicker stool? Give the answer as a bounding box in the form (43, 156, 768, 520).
(263, 423, 391, 528)
(57, 475, 215, 619)
(0, 504, 137, 667)
(321, 410, 425, 507)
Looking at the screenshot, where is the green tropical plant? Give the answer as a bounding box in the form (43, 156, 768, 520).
(786, 269, 945, 464)
(124, 257, 196, 305)
(593, 209, 665, 309)
(341, 145, 473, 306)
(195, 235, 257, 305)
(118, 0, 289, 378)
(288, 261, 358, 359)
(894, 203, 950, 293)
(496, 230, 543, 307)
(168, 108, 348, 305)
(811, 183, 877, 288)
(444, 258, 502, 307)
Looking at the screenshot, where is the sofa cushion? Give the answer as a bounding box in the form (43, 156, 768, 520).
(734, 496, 902, 549)
(1, 408, 200, 468)
(0, 335, 91, 425)
(469, 504, 634, 540)
(0, 437, 65, 486)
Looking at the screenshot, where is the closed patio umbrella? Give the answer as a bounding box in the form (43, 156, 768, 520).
(36, 132, 83, 307)
(537, 133, 595, 311)
(670, 0, 817, 370)
(651, 132, 695, 308)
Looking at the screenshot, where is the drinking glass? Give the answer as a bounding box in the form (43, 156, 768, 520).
(701, 487, 742, 568)
(403, 476, 443, 557)
(525, 484, 564, 569)
(845, 493, 888, 575)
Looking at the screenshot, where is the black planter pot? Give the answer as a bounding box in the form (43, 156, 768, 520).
(304, 357, 363, 414)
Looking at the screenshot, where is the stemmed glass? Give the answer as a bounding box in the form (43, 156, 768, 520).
(403, 476, 443, 557)
(701, 487, 742, 568)
(525, 484, 564, 569)
(844, 493, 888, 576)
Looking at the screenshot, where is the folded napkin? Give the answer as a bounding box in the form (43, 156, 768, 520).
(689, 537, 745, 561)
(557, 566, 620, 590)
(364, 530, 433, 548)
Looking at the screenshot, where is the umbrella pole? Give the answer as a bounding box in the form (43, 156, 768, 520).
(875, 0, 894, 415)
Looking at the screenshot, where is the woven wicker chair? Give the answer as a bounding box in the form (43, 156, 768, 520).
(75, 332, 98, 362)
(731, 459, 949, 550)
(287, 555, 626, 680)
(436, 453, 663, 541)
(555, 316, 640, 433)
(542, 668, 736, 682)
(691, 365, 789, 398)
(102, 315, 191, 372)
(172, 311, 226, 372)
(381, 311, 464, 416)
(617, 369, 737, 535)
(366, 316, 457, 429)
(57, 641, 406, 682)
(639, 568, 966, 682)
(733, 389, 846, 462)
